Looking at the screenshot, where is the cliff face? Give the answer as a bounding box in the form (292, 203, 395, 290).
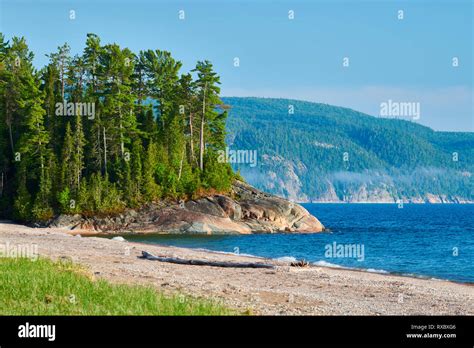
(239, 157, 473, 203)
(49, 181, 324, 234)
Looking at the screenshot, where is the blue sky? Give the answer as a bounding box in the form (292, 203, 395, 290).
(1, 0, 472, 131)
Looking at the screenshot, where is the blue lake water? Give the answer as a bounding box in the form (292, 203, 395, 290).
(124, 204, 474, 283)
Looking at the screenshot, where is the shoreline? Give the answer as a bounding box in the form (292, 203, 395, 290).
(1, 222, 473, 315)
(105, 237, 474, 286)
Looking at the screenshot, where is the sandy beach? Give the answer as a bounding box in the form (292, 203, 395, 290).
(0, 221, 472, 315)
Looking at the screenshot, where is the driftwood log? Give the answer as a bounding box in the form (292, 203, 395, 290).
(139, 251, 275, 269)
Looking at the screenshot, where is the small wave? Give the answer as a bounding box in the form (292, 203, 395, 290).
(365, 268, 389, 274)
(394, 272, 442, 281)
(312, 260, 346, 269)
(400, 272, 428, 279)
(313, 261, 391, 275)
(274, 256, 297, 263)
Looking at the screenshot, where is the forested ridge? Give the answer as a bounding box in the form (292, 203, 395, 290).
(225, 97, 474, 202)
(0, 34, 235, 222)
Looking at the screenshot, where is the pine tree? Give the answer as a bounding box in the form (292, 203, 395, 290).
(83, 33, 104, 174)
(191, 60, 222, 171)
(98, 44, 138, 177)
(1, 33, 235, 221)
(16, 56, 53, 220)
(177, 73, 197, 167)
(142, 49, 182, 139)
(46, 43, 71, 100)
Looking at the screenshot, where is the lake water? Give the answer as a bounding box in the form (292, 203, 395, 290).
(124, 204, 474, 283)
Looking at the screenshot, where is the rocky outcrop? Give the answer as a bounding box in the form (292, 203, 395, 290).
(49, 181, 324, 235)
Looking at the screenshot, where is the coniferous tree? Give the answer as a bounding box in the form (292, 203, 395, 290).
(83, 33, 104, 174)
(47, 43, 71, 100)
(192, 60, 222, 171)
(0, 33, 236, 221)
(16, 49, 53, 219)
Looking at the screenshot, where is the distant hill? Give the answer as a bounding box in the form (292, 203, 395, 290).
(223, 97, 474, 203)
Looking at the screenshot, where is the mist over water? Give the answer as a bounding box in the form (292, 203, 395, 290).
(126, 204, 474, 283)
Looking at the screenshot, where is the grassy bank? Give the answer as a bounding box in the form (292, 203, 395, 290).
(0, 257, 233, 315)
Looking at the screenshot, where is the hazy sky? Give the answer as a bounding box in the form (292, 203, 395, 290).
(1, 0, 472, 131)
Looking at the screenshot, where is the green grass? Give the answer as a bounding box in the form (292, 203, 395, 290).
(0, 257, 234, 315)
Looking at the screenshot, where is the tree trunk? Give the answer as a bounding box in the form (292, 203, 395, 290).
(60, 62, 65, 100)
(189, 112, 194, 164)
(178, 147, 185, 180)
(76, 138, 82, 191)
(96, 124, 102, 171)
(103, 127, 108, 174)
(199, 115, 204, 171)
(118, 86, 125, 157)
(140, 251, 275, 269)
(119, 108, 124, 157)
(8, 123, 14, 157)
(199, 83, 207, 171)
(6, 100, 15, 156)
